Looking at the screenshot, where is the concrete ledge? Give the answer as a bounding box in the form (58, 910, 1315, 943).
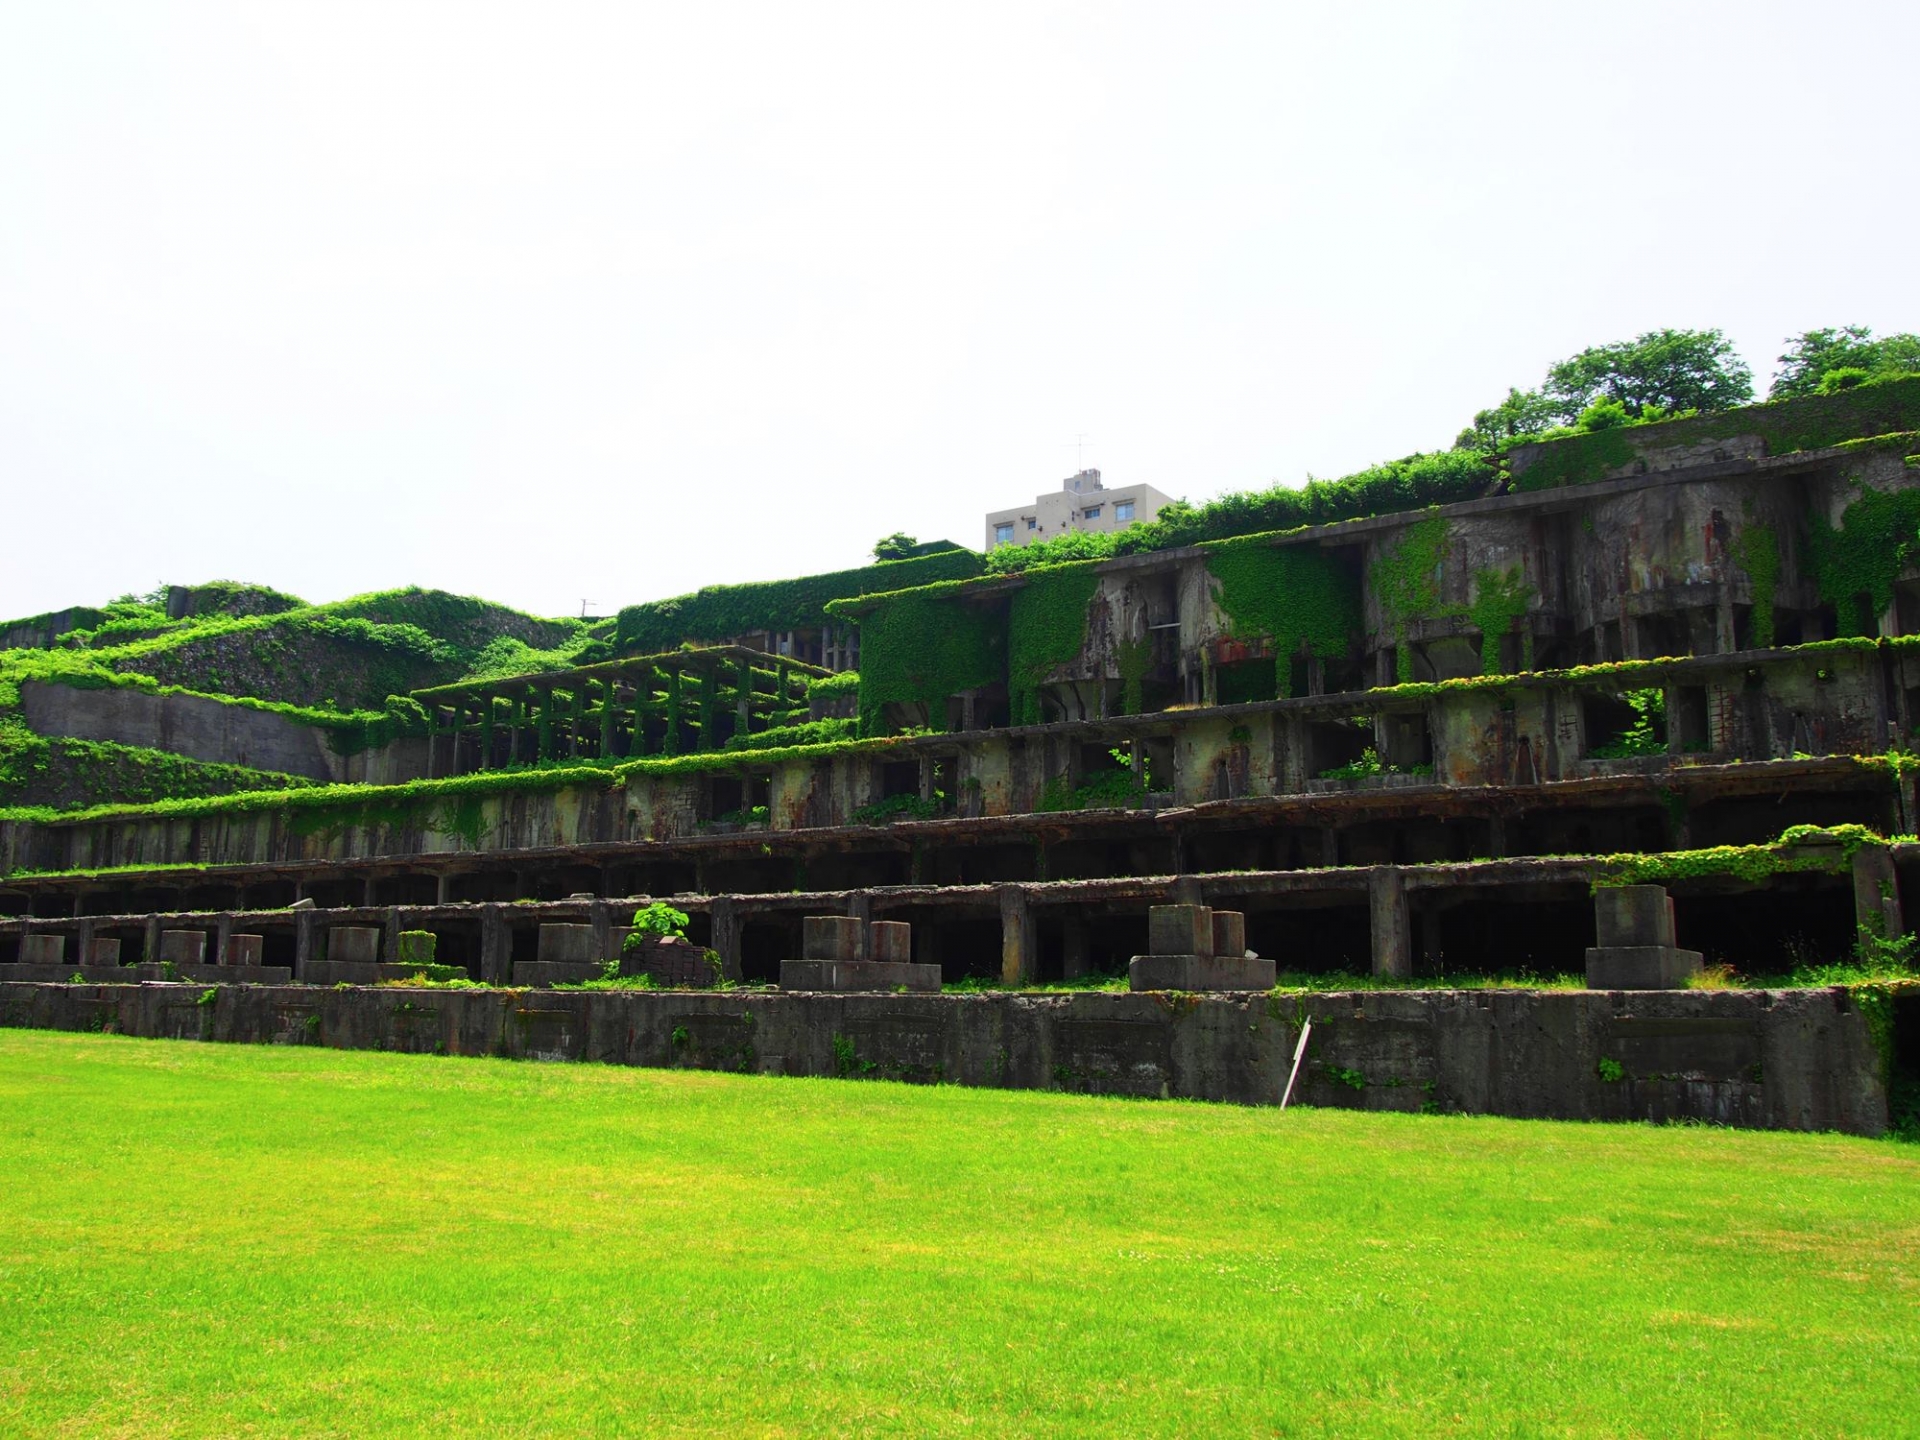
(1130, 954, 1277, 991)
(0, 981, 1892, 1135)
(305, 961, 473, 986)
(171, 965, 294, 986)
(0, 964, 144, 983)
(779, 959, 942, 992)
(512, 960, 604, 987)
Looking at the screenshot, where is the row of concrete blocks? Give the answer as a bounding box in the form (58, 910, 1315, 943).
(13, 929, 288, 982)
(781, 916, 941, 992)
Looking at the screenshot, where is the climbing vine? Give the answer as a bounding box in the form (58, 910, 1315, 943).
(1204, 537, 1361, 697)
(1808, 484, 1920, 636)
(1466, 566, 1534, 675)
(1371, 515, 1451, 681)
(1735, 522, 1781, 648)
(1007, 565, 1101, 726)
(842, 590, 1002, 736)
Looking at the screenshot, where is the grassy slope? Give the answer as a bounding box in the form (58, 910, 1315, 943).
(0, 1033, 1913, 1438)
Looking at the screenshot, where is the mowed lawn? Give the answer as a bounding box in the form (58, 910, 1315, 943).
(0, 1033, 1914, 1438)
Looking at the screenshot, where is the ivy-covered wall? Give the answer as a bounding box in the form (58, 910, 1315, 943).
(1007, 566, 1101, 725)
(841, 588, 1004, 736)
(615, 548, 983, 654)
(1808, 484, 1920, 636)
(1204, 537, 1360, 697)
(1512, 375, 1920, 492)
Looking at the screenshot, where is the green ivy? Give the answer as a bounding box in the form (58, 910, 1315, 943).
(844, 590, 1002, 737)
(1735, 523, 1781, 647)
(1008, 566, 1101, 726)
(1808, 485, 1920, 635)
(615, 547, 982, 654)
(1204, 537, 1360, 697)
(1371, 515, 1451, 681)
(1513, 375, 1920, 492)
(1115, 635, 1152, 716)
(1467, 566, 1534, 675)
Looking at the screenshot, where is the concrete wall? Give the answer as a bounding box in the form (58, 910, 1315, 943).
(19, 681, 425, 786)
(0, 640, 1908, 881)
(0, 980, 1889, 1135)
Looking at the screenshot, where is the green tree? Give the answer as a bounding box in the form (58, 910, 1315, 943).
(1453, 386, 1561, 451)
(1543, 328, 1753, 420)
(872, 533, 920, 562)
(1769, 325, 1920, 399)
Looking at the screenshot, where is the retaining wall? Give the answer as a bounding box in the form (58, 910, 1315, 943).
(0, 981, 1889, 1135)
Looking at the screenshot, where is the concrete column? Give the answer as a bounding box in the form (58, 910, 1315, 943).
(214, 912, 234, 966)
(998, 884, 1036, 987)
(1369, 866, 1411, 979)
(846, 892, 873, 926)
(710, 896, 743, 981)
(1171, 875, 1204, 907)
(1320, 828, 1340, 868)
(383, 907, 402, 964)
(294, 910, 315, 980)
(361, 875, 377, 907)
(1062, 914, 1090, 979)
(75, 917, 94, 967)
(1852, 842, 1904, 946)
(435, 872, 451, 904)
(590, 900, 613, 962)
(142, 915, 162, 965)
(480, 904, 511, 985)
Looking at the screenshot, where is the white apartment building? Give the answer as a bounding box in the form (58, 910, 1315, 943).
(984, 469, 1174, 551)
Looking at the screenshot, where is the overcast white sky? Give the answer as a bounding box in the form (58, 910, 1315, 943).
(3, 2, 1916, 623)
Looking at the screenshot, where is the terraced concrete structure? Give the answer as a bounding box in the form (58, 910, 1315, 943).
(3, 384, 1919, 1131)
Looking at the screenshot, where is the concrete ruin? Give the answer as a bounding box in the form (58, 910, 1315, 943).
(3, 384, 1920, 1129)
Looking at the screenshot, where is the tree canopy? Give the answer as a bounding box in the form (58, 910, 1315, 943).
(1770, 326, 1920, 400)
(1457, 328, 1754, 449)
(871, 532, 920, 562)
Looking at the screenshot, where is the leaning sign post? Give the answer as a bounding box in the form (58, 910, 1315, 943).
(1280, 1018, 1312, 1110)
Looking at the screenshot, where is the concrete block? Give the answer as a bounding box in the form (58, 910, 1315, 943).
(18, 935, 64, 966)
(868, 921, 912, 964)
(803, 915, 865, 962)
(158, 931, 206, 965)
(397, 930, 438, 966)
(89, 938, 122, 966)
(537, 924, 597, 964)
(778, 959, 941, 992)
(225, 934, 264, 966)
(328, 926, 382, 964)
(1148, 904, 1213, 958)
(1585, 945, 1703, 990)
(1129, 954, 1277, 992)
(1210, 911, 1247, 961)
(1594, 886, 1675, 948)
(619, 936, 720, 988)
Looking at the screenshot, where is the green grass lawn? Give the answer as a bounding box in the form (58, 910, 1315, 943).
(0, 1033, 1914, 1438)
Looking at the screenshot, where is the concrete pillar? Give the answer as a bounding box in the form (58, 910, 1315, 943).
(480, 904, 511, 986)
(214, 912, 234, 966)
(1852, 842, 1904, 947)
(846, 892, 873, 926)
(142, 915, 162, 966)
(74, 918, 94, 967)
(710, 896, 743, 981)
(294, 909, 315, 980)
(1320, 828, 1340, 868)
(383, 907, 403, 963)
(998, 884, 1036, 987)
(1171, 875, 1204, 908)
(1062, 914, 1089, 979)
(1369, 866, 1411, 979)
(590, 899, 613, 963)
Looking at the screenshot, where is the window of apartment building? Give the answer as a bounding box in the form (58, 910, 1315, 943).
(1083, 504, 1102, 521)
(1115, 499, 1134, 522)
(1025, 516, 1036, 531)
(994, 522, 1015, 545)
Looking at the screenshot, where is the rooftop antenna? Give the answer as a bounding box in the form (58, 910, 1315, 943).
(581, 599, 596, 618)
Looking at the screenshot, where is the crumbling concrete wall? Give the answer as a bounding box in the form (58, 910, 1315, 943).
(0, 980, 1888, 1135)
(19, 681, 426, 785)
